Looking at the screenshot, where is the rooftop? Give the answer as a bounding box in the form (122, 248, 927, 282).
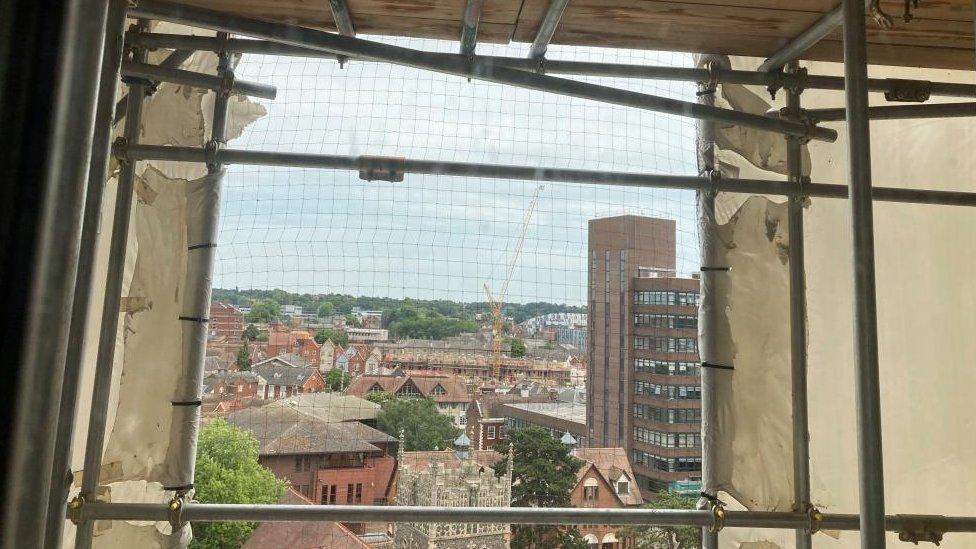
(505, 401, 586, 425)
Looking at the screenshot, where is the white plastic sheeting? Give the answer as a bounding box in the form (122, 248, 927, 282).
(64, 22, 265, 548)
(711, 58, 976, 548)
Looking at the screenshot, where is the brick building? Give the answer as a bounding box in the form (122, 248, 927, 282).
(251, 356, 327, 399)
(209, 301, 245, 340)
(346, 372, 470, 428)
(266, 327, 321, 366)
(571, 447, 643, 547)
(587, 216, 702, 496)
(243, 488, 380, 548)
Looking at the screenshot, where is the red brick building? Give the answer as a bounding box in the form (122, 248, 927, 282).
(571, 447, 643, 548)
(209, 301, 245, 340)
(243, 489, 378, 548)
(251, 356, 326, 399)
(266, 327, 321, 366)
(346, 372, 470, 427)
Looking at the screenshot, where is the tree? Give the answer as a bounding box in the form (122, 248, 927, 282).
(191, 419, 286, 549)
(242, 324, 260, 341)
(345, 314, 362, 328)
(364, 390, 395, 406)
(235, 341, 251, 371)
(314, 328, 348, 347)
(246, 299, 280, 323)
(325, 368, 351, 392)
(492, 427, 586, 548)
(620, 492, 702, 549)
(376, 397, 459, 451)
(508, 337, 526, 358)
(317, 301, 335, 317)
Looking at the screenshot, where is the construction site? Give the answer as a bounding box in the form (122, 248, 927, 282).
(1, 0, 975, 548)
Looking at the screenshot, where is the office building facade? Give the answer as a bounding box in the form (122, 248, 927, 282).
(587, 216, 702, 496)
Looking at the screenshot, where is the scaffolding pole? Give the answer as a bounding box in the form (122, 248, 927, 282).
(120, 60, 277, 99)
(842, 0, 888, 547)
(117, 143, 976, 207)
(74, 21, 148, 549)
(2, 0, 114, 544)
(66, 502, 976, 534)
(114, 48, 193, 125)
(128, 32, 976, 99)
(128, 0, 836, 142)
(758, 0, 870, 72)
(785, 65, 813, 549)
(808, 102, 976, 122)
(45, 1, 130, 547)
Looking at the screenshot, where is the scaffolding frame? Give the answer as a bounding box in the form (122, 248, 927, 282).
(6, 0, 975, 547)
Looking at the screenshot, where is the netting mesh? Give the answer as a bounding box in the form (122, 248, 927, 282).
(200, 36, 704, 547)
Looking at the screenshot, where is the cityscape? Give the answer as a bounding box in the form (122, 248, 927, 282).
(200, 215, 702, 548)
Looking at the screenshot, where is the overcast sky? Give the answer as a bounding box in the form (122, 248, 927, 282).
(215, 37, 700, 306)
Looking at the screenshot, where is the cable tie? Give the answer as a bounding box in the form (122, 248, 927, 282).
(178, 316, 209, 323)
(121, 75, 155, 88)
(163, 484, 194, 492)
(171, 400, 202, 406)
(700, 266, 730, 272)
(701, 362, 734, 371)
(187, 243, 217, 251)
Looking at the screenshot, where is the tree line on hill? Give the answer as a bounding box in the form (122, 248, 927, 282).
(213, 288, 585, 341)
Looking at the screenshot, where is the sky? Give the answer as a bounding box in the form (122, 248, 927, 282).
(215, 37, 701, 306)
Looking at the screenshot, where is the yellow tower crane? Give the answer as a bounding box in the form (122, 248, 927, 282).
(484, 185, 544, 380)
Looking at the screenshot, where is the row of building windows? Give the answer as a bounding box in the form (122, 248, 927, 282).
(634, 358, 700, 376)
(632, 449, 703, 472)
(633, 427, 701, 448)
(320, 483, 363, 505)
(634, 336, 698, 353)
(633, 404, 702, 424)
(634, 381, 702, 400)
(634, 291, 700, 306)
(634, 313, 698, 329)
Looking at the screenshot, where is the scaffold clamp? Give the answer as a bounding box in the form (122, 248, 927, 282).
(710, 503, 727, 533)
(897, 515, 947, 545)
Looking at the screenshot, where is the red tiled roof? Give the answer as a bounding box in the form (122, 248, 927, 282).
(242, 489, 371, 548)
(346, 374, 469, 404)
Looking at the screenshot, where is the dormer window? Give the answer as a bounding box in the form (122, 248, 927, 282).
(431, 384, 446, 396)
(369, 383, 384, 393)
(616, 480, 630, 495)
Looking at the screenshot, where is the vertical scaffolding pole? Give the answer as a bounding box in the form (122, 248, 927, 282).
(841, 0, 887, 547)
(2, 0, 113, 545)
(45, 1, 130, 546)
(166, 39, 233, 496)
(695, 54, 731, 549)
(74, 22, 148, 549)
(785, 63, 813, 549)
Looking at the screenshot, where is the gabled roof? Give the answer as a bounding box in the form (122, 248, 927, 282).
(346, 374, 469, 403)
(226, 404, 394, 456)
(252, 356, 321, 387)
(573, 448, 643, 506)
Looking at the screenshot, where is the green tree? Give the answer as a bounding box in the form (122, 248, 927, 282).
(492, 428, 585, 549)
(620, 492, 701, 549)
(314, 328, 348, 347)
(376, 397, 459, 451)
(508, 337, 527, 358)
(345, 314, 362, 328)
(242, 324, 260, 341)
(235, 341, 251, 371)
(364, 390, 396, 406)
(246, 299, 280, 323)
(492, 427, 586, 549)
(191, 419, 286, 549)
(317, 301, 335, 317)
(325, 368, 351, 392)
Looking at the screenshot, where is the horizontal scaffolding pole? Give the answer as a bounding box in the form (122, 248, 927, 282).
(69, 502, 976, 535)
(758, 0, 870, 72)
(128, 0, 836, 142)
(118, 144, 976, 207)
(130, 32, 976, 99)
(808, 102, 976, 122)
(121, 60, 277, 99)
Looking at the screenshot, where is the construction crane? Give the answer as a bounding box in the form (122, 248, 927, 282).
(484, 185, 544, 380)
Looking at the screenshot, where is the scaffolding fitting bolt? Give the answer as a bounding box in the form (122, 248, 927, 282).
(709, 503, 727, 533)
(113, 137, 130, 164)
(696, 60, 719, 97)
(167, 495, 185, 530)
(784, 66, 807, 94)
(205, 140, 223, 170)
(359, 156, 405, 182)
(806, 506, 824, 535)
(897, 515, 947, 545)
(884, 79, 932, 103)
(66, 495, 86, 525)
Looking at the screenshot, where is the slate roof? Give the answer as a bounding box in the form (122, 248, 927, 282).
(242, 489, 371, 548)
(252, 356, 320, 387)
(226, 404, 394, 456)
(269, 392, 380, 423)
